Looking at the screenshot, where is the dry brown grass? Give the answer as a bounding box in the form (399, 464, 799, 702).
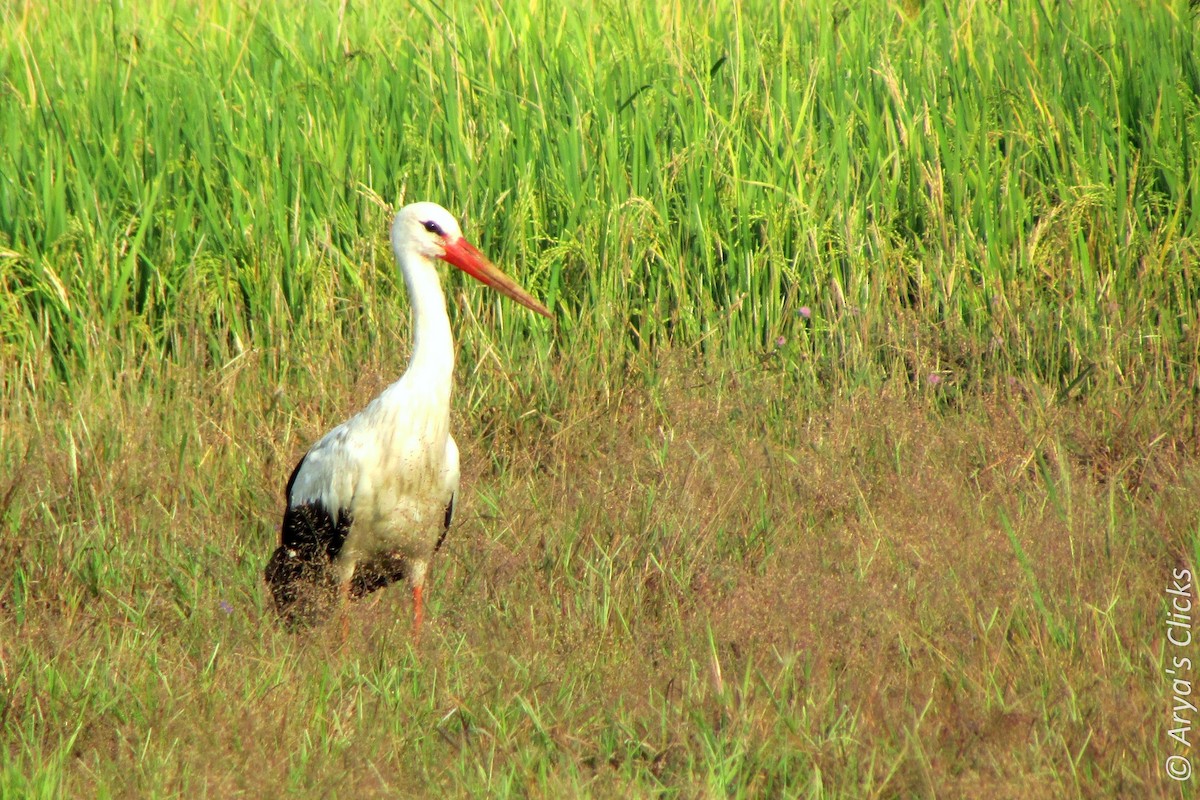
(1, 355, 1197, 796)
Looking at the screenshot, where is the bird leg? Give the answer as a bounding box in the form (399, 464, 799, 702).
(411, 584, 424, 640)
(338, 579, 351, 645)
(330, 556, 357, 647)
(408, 561, 429, 641)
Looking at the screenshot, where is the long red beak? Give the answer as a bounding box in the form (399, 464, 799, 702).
(440, 238, 552, 319)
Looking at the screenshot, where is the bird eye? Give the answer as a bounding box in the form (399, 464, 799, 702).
(422, 220, 444, 236)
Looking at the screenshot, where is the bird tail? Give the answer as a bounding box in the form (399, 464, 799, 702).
(263, 546, 329, 628)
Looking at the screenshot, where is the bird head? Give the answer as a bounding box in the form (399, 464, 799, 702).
(392, 202, 552, 319)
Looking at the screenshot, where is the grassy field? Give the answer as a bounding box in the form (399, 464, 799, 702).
(2, 0, 1200, 796)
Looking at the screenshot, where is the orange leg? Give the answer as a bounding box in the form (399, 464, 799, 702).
(412, 584, 424, 639)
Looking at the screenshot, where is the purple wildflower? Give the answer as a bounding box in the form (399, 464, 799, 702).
(797, 306, 812, 320)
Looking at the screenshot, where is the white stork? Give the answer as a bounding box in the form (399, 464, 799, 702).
(264, 201, 551, 633)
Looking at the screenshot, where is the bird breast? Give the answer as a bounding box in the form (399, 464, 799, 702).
(339, 400, 454, 559)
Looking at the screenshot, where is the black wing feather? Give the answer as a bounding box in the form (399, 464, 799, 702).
(264, 454, 356, 626)
(434, 492, 455, 554)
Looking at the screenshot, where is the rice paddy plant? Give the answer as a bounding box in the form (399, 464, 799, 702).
(0, 0, 1195, 403)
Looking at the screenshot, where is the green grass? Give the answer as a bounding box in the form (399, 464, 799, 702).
(3, 0, 1197, 395)
(2, 0, 1200, 796)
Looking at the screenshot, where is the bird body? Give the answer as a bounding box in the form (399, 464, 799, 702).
(265, 202, 549, 630)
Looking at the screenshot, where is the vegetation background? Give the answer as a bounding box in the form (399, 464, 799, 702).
(2, 0, 1199, 796)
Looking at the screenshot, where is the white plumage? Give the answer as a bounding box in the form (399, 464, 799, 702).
(265, 202, 550, 632)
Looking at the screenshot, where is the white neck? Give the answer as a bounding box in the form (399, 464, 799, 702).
(387, 241, 455, 404)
